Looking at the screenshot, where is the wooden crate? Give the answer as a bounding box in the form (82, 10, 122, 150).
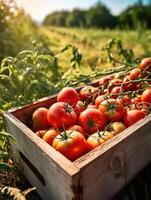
(3, 94, 151, 200)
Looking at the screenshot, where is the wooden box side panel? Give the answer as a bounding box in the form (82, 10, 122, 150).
(10, 80, 100, 126)
(3, 113, 80, 200)
(10, 95, 57, 126)
(74, 115, 151, 200)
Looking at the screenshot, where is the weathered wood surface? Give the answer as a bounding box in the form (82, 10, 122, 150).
(3, 91, 151, 200)
(74, 114, 151, 200)
(10, 95, 57, 126)
(3, 112, 80, 200)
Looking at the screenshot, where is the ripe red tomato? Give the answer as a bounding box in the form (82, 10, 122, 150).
(87, 131, 113, 151)
(43, 129, 59, 145)
(36, 130, 47, 138)
(142, 107, 149, 115)
(108, 79, 122, 92)
(57, 87, 79, 106)
(74, 100, 86, 116)
(131, 96, 142, 109)
(101, 88, 109, 95)
(79, 86, 100, 102)
(135, 83, 142, 90)
(52, 130, 87, 161)
(67, 125, 86, 137)
(99, 75, 112, 86)
(99, 99, 125, 121)
(78, 108, 106, 134)
(87, 104, 97, 109)
(129, 68, 141, 80)
(122, 75, 135, 91)
(32, 107, 50, 131)
(131, 96, 141, 103)
(47, 102, 77, 128)
(123, 109, 146, 127)
(141, 88, 151, 104)
(140, 57, 151, 71)
(95, 95, 107, 108)
(117, 96, 131, 107)
(110, 86, 122, 98)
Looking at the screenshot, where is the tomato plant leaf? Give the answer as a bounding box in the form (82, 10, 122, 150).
(0, 132, 15, 141)
(0, 162, 16, 173)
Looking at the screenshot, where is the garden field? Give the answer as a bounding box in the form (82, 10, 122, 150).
(1, 3, 151, 198)
(41, 26, 151, 70)
(1, 1, 151, 199)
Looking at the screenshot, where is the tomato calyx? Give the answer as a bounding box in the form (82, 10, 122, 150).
(87, 118, 96, 128)
(103, 99, 118, 113)
(107, 104, 117, 112)
(90, 130, 107, 140)
(97, 130, 105, 138)
(60, 132, 68, 140)
(64, 103, 73, 113)
(96, 130, 112, 141)
(59, 129, 73, 141)
(105, 124, 114, 132)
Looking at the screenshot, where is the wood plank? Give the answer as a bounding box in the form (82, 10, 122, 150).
(74, 114, 151, 200)
(3, 87, 151, 200)
(9, 80, 100, 125)
(3, 112, 80, 200)
(10, 95, 57, 126)
(75, 114, 151, 167)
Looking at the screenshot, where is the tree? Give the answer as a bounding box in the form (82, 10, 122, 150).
(86, 1, 117, 28)
(43, 11, 69, 26)
(66, 9, 86, 27)
(148, 0, 151, 5)
(138, 0, 143, 6)
(119, 4, 151, 29)
(42, 1, 117, 28)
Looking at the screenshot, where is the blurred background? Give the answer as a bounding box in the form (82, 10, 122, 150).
(1, 0, 151, 66)
(1, 1, 151, 199)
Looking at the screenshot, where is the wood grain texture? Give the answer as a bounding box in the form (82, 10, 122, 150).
(3, 92, 151, 200)
(10, 95, 57, 126)
(10, 80, 100, 126)
(3, 112, 80, 200)
(74, 114, 151, 200)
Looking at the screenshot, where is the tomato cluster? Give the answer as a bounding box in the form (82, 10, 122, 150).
(32, 58, 151, 161)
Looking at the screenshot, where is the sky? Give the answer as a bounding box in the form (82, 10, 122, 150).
(15, 0, 149, 22)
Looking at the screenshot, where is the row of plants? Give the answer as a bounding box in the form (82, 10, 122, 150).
(0, 38, 150, 199)
(43, 1, 151, 29)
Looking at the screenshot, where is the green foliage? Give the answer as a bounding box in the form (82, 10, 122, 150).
(103, 38, 136, 66)
(0, 130, 17, 187)
(85, 1, 117, 28)
(0, 32, 150, 199)
(1, 0, 151, 197)
(0, 44, 59, 107)
(119, 5, 151, 29)
(61, 44, 82, 68)
(0, 130, 15, 162)
(43, 1, 151, 30)
(0, 0, 15, 30)
(0, 0, 47, 61)
(43, 1, 117, 29)
(43, 11, 69, 27)
(66, 9, 86, 27)
(0, 162, 16, 172)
